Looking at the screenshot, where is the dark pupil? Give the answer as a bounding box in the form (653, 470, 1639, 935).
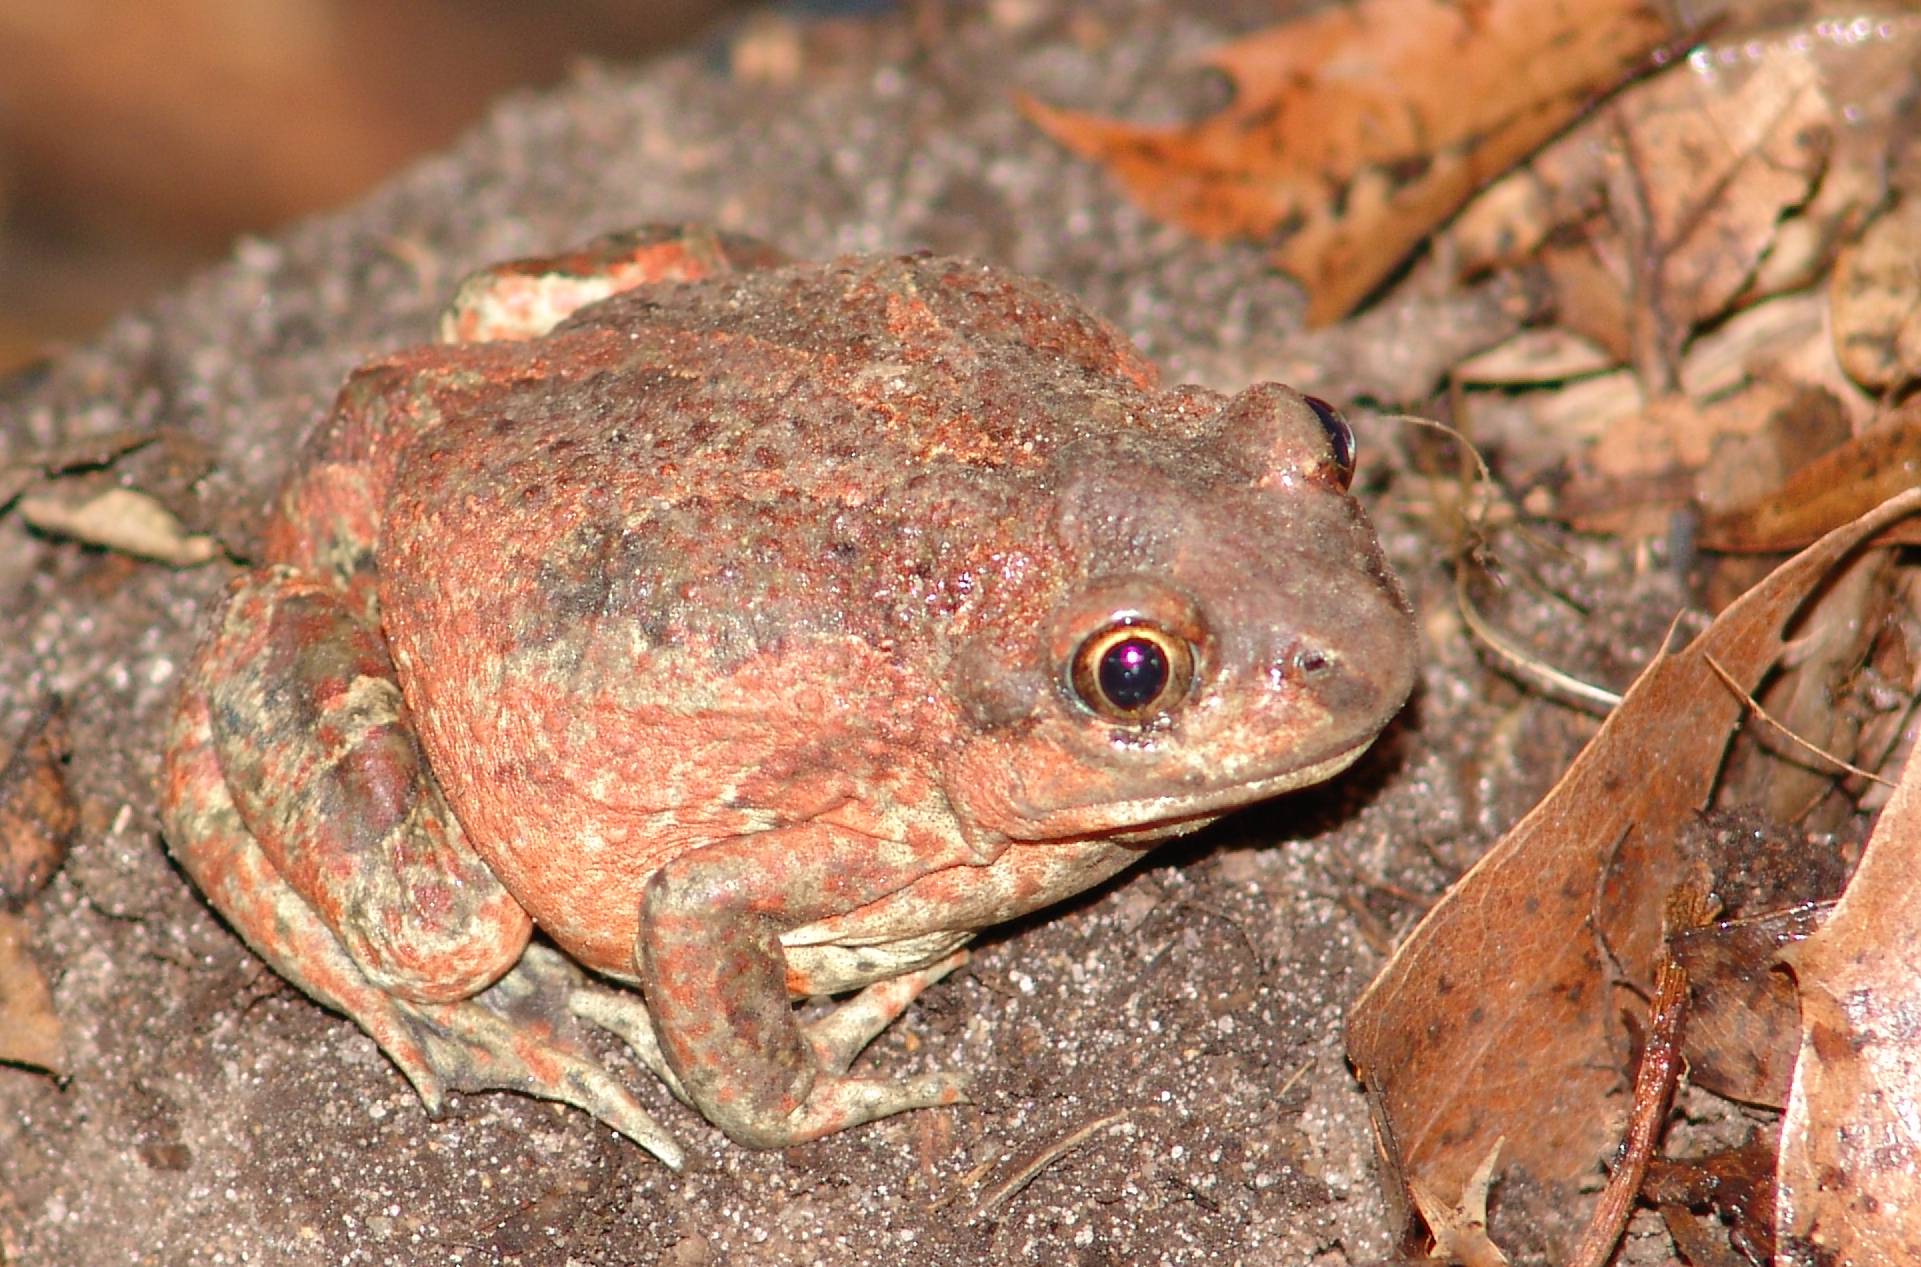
(1303, 394, 1355, 478)
(1098, 637, 1169, 711)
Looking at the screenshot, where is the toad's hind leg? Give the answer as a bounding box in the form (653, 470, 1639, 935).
(160, 568, 686, 1167)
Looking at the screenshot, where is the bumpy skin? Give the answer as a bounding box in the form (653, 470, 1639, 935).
(160, 226, 1419, 1166)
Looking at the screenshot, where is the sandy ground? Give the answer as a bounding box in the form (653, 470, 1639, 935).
(0, 3, 1666, 1263)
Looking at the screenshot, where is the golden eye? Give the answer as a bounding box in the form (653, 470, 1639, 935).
(1069, 619, 1196, 722)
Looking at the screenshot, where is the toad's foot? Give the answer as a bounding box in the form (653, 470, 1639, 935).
(770, 953, 975, 1145)
(575, 948, 973, 1108)
(636, 832, 979, 1150)
(172, 792, 687, 1166)
(804, 950, 972, 1076)
(571, 950, 974, 1153)
(404, 945, 686, 1169)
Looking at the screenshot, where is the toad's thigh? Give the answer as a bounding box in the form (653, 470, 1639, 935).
(188, 566, 529, 1000)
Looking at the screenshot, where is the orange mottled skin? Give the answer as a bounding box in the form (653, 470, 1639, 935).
(160, 226, 1418, 1166)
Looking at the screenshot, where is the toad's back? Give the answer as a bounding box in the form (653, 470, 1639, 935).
(376, 253, 1239, 665)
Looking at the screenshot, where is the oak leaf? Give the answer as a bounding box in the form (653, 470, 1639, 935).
(1022, 0, 1674, 324)
(1346, 488, 1921, 1258)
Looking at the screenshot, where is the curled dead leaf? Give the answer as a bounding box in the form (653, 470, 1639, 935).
(0, 911, 64, 1073)
(1669, 903, 1824, 1108)
(1444, 18, 1918, 547)
(1453, 18, 1903, 388)
(1022, 0, 1673, 324)
(1697, 397, 1921, 554)
(19, 485, 220, 566)
(1777, 732, 1921, 1262)
(0, 426, 165, 515)
(1642, 1130, 1778, 1266)
(1346, 488, 1921, 1259)
(1830, 197, 1921, 394)
(0, 699, 75, 910)
(4, 425, 222, 563)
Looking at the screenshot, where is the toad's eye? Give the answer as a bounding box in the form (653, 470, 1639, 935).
(1303, 395, 1356, 489)
(1070, 620, 1196, 722)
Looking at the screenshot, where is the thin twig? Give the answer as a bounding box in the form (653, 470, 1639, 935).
(1387, 412, 1626, 715)
(967, 1111, 1130, 1221)
(1565, 883, 1712, 1267)
(1456, 563, 1625, 713)
(1704, 654, 1895, 787)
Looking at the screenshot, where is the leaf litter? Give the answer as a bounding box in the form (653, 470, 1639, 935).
(4, 3, 1921, 1261)
(0, 700, 74, 1073)
(1023, 0, 1677, 325)
(1026, 3, 1921, 1262)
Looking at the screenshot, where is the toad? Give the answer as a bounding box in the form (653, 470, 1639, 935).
(160, 226, 1417, 1167)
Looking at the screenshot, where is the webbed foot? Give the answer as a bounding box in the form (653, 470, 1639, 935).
(403, 945, 685, 1169)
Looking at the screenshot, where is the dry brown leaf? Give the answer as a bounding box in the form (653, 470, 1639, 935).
(1408, 1142, 1509, 1267)
(1557, 384, 1830, 539)
(27, 426, 166, 473)
(0, 699, 75, 911)
(1831, 197, 1921, 394)
(1443, 19, 1914, 535)
(1537, 53, 1831, 382)
(1700, 396, 1921, 554)
(0, 911, 63, 1073)
(1690, 386, 1856, 552)
(1346, 488, 1921, 1258)
(1453, 371, 1645, 494)
(1596, 48, 1832, 385)
(1713, 543, 1896, 827)
(18, 485, 220, 565)
(1453, 22, 1895, 386)
(1453, 329, 1616, 388)
(1642, 1130, 1778, 1266)
(1776, 733, 1921, 1263)
(0, 425, 191, 507)
(1678, 289, 1856, 411)
(1021, 0, 1673, 325)
(1669, 904, 1823, 1108)
(3, 425, 221, 562)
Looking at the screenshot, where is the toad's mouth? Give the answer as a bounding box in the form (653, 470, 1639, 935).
(1014, 732, 1384, 844)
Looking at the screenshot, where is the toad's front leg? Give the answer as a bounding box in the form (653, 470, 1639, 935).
(637, 830, 976, 1149)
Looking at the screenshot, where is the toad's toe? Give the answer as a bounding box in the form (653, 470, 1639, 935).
(404, 945, 685, 1169)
